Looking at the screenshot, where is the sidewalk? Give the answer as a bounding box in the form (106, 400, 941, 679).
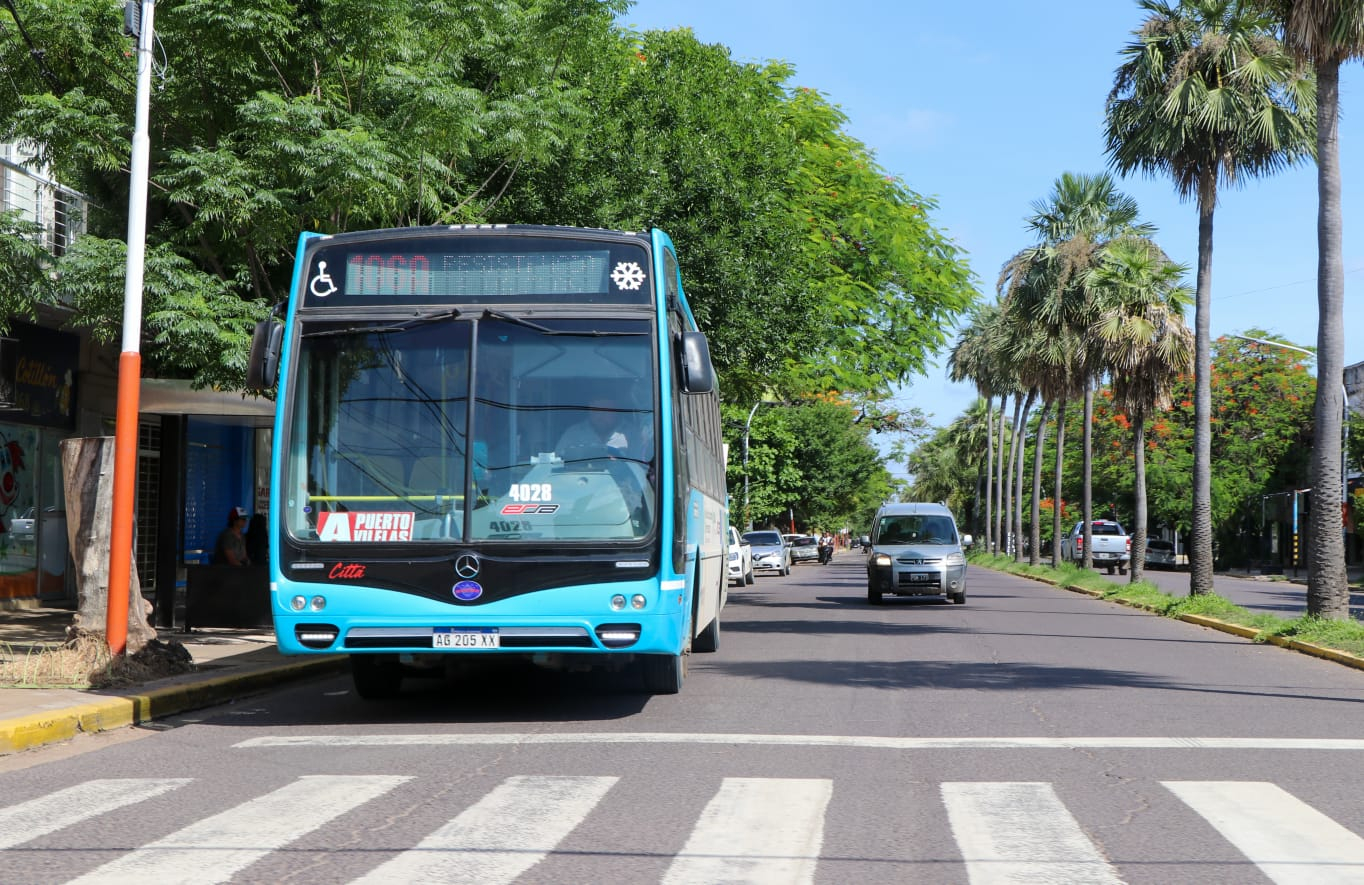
(0, 607, 345, 755)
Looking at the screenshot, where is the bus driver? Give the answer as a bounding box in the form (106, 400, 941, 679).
(556, 395, 631, 457)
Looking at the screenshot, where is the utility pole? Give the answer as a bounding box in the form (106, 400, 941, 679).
(106, 0, 155, 654)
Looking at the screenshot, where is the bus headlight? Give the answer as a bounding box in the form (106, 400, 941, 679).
(631, 594, 647, 610)
(310, 595, 327, 612)
(610, 594, 627, 611)
(290, 595, 308, 611)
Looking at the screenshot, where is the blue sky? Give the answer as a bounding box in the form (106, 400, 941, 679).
(621, 1, 1363, 440)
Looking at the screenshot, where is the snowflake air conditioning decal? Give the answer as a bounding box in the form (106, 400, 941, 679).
(610, 261, 646, 291)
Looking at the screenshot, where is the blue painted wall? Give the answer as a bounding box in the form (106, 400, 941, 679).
(183, 420, 254, 563)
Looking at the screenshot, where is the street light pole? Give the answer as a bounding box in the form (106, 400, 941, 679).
(1232, 334, 1348, 548)
(742, 401, 762, 532)
(106, 0, 156, 655)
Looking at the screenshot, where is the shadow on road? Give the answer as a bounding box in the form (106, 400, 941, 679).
(707, 656, 1364, 705)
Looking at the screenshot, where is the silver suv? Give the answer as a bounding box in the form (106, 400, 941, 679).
(865, 502, 970, 605)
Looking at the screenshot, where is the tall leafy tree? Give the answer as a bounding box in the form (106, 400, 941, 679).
(1105, 0, 1316, 594)
(502, 29, 980, 401)
(1067, 331, 1313, 561)
(0, 0, 630, 385)
(1265, 0, 1364, 616)
(1090, 239, 1195, 582)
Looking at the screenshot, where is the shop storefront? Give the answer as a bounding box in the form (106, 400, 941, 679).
(0, 321, 80, 604)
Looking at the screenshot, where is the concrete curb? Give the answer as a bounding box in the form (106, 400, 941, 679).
(0, 656, 347, 754)
(984, 565, 1364, 675)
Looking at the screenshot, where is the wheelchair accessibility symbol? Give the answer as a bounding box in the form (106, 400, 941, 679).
(310, 261, 337, 298)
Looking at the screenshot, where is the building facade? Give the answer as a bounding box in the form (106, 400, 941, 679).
(2, 144, 270, 618)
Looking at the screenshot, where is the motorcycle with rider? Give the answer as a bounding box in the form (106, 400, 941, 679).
(818, 531, 834, 564)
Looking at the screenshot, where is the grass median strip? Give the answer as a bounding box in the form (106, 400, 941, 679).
(970, 552, 1364, 661)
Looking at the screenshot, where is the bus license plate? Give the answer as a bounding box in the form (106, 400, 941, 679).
(433, 629, 499, 649)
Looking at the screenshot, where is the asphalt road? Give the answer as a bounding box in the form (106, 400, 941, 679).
(3, 555, 1364, 883)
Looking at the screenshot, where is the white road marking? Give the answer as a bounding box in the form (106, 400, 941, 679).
(1164, 781, 1364, 885)
(943, 782, 1124, 884)
(0, 779, 191, 849)
(351, 775, 616, 884)
(663, 777, 831, 885)
(66, 775, 408, 884)
(234, 732, 1364, 751)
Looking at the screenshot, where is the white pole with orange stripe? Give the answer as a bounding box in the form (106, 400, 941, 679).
(107, 0, 155, 655)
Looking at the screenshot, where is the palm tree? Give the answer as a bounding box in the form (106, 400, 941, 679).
(948, 303, 1011, 553)
(1029, 401, 1051, 565)
(1090, 239, 1195, 582)
(1105, 0, 1316, 594)
(999, 172, 1154, 567)
(942, 400, 994, 533)
(1269, 0, 1364, 616)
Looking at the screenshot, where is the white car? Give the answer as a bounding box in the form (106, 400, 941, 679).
(1145, 539, 1177, 570)
(727, 526, 754, 586)
(8, 506, 35, 543)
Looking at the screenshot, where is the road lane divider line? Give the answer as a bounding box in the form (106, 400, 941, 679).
(234, 733, 1364, 751)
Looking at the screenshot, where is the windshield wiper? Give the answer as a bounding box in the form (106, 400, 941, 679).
(481, 309, 646, 337)
(301, 308, 462, 338)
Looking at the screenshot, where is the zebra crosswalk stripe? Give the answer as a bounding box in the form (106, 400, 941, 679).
(662, 777, 832, 885)
(942, 781, 1125, 885)
(1164, 780, 1364, 885)
(0, 779, 191, 850)
(65, 774, 409, 885)
(351, 775, 617, 884)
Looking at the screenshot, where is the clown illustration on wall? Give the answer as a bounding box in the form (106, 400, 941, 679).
(0, 432, 28, 556)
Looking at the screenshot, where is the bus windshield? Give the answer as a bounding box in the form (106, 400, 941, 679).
(284, 315, 657, 544)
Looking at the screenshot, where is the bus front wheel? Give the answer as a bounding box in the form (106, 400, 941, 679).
(642, 652, 685, 694)
(351, 655, 403, 699)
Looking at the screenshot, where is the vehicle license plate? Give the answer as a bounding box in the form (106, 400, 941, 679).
(909, 572, 936, 583)
(432, 628, 499, 649)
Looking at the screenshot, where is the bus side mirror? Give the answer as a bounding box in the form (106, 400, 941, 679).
(679, 330, 715, 394)
(246, 320, 284, 391)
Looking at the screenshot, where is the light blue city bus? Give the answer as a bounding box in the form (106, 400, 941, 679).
(246, 225, 727, 696)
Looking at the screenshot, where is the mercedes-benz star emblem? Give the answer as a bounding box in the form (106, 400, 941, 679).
(454, 554, 481, 579)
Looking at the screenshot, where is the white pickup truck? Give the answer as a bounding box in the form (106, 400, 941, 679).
(1061, 519, 1131, 575)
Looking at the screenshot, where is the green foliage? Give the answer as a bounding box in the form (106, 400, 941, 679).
(51, 236, 268, 386)
(499, 28, 979, 400)
(0, 211, 59, 325)
(905, 400, 990, 529)
(0, 0, 629, 383)
(1053, 331, 1313, 550)
(780, 88, 979, 393)
(724, 398, 893, 533)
